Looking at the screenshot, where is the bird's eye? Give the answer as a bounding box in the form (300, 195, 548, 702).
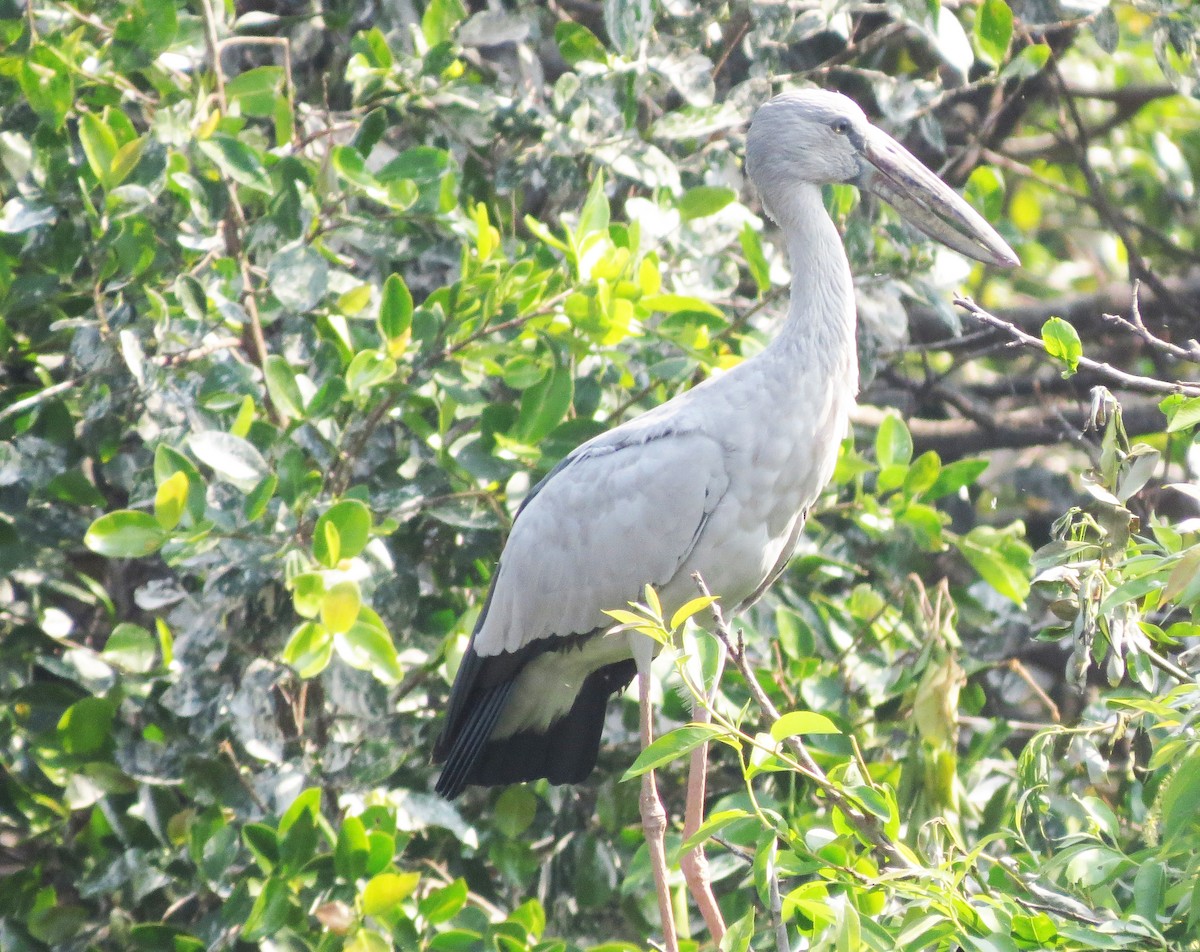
(832, 119, 850, 135)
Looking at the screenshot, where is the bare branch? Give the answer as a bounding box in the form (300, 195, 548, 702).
(954, 295, 1200, 398)
(907, 275, 1200, 345)
(1101, 281, 1200, 364)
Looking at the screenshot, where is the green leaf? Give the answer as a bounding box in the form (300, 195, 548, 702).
(1002, 42, 1051, 80)
(197, 135, 272, 192)
(925, 458, 988, 500)
(1160, 749, 1200, 842)
(739, 223, 770, 293)
(21, 45, 74, 128)
(494, 785, 538, 838)
(960, 524, 1031, 605)
(313, 500, 372, 566)
(242, 822, 280, 871)
(512, 358, 573, 444)
(605, 0, 652, 56)
(226, 65, 284, 117)
(345, 931, 391, 952)
(640, 293, 724, 318)
(964, 166, 1005, 220)
(720, 907, 754, 952)
(264, 355, 306, 419)
(244, 474, 278, 522)
(114, 0, 177, 57)
(85, 510, 167, 558)
(320, 580, 361, 634)
(279, 803, 318, 871)
(242, 877, 293, 941)
(903, 450, 941, 498)
(669, 595, 718, 631)
(421, 0, 466, 46)
(58, 697, 116, 755)
(621, 724, 723, 780)
(1162, 394, 1200, 433)
(419, 878, 468, 925)
(1041, 317, 1082, 376)
(875, 412, 913, 468)
(555, 21, 607, 65)
(575, 173, 610, 247)
(335, 622, 404, 684)
(335, 815, 370, 881)
(361, 871, 420, 916)
(770, 711, 840, 741)
(155, 445, 207, 522)
(1133, 859, 1165, 922)
(268, 245, 329, 313)
(109, 137, 146, 189)
(677, 186, 736, 220)
(346, 349, 398, 395)
(975, 0, 1013, 65)
(103, 623, 157, 673)
(379, 273, 413, 347)
(154, 471, 189, 530)
(679, 808, 752, 854)
(79, 113, 119, 190)
(187, 431, 269, 491)
(332, 144, 377, 190)
(282, 622, 334, 678)
(291, 572, 326, 619)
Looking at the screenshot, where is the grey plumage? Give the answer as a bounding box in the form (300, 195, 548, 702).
(434, 89, 1017, 798)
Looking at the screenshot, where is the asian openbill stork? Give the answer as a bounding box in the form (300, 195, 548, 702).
(433, 89, 1018, 948)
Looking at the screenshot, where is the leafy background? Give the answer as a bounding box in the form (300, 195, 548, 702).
(3, 0, 1200, 948)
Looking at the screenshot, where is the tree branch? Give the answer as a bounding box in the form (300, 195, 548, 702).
(954, 296, 1200, 397)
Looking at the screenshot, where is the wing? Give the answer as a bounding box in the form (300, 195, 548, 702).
(476, 424, 732, 655)
(433, 423, 731, 795)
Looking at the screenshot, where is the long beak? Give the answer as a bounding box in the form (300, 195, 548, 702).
(857, 126, 1020, 268)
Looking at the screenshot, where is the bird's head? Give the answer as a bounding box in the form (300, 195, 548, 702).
(746, 89, 1019, 268)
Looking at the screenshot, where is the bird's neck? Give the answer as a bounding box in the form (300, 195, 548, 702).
(766, 185, 858, 392)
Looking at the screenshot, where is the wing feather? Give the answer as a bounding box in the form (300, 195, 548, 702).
(475, 427, 731, 656)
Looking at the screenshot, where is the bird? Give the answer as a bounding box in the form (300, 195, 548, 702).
(432, 88, 1017, 944)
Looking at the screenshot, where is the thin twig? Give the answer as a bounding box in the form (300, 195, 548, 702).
(954, 295, 1200, 398)
(0, 379, 78, 424)
(766, 838, 790, 952)
(196, 0, 281, 425)
(1100, 281, 1200, 363)
(1006, 658, 1062, 723)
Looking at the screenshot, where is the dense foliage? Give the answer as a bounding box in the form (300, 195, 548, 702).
(3, 0, 1200, 948)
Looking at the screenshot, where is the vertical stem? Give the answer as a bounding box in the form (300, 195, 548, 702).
(766, 838, 789, 952)
(638, 669, 679, 952)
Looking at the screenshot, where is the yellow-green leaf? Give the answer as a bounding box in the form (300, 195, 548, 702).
(79, 113, 118, 189)
(154, 470, 189, 530)
(770, 711, 840, 741)
(361, 871, 420, 917)
(320, 580, 361, 634)
(85, 510, 167, 558)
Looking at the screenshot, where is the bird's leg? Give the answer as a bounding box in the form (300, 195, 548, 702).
(680, 646, 727, 942)
(635, 654, 679, 952)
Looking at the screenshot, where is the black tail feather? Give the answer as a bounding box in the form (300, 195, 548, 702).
(434, 680, 513, 799)
(434, 658, 637, 798)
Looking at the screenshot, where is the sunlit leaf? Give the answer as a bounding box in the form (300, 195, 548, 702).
(85, 510, 167, 558)
(621, 724, 724, 780)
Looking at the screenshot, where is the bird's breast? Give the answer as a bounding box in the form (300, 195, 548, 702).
(664, 353, 855, 609)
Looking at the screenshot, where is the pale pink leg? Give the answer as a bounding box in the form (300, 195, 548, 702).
(680, 640, 727, 943)
(680, 726, 727, 942)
